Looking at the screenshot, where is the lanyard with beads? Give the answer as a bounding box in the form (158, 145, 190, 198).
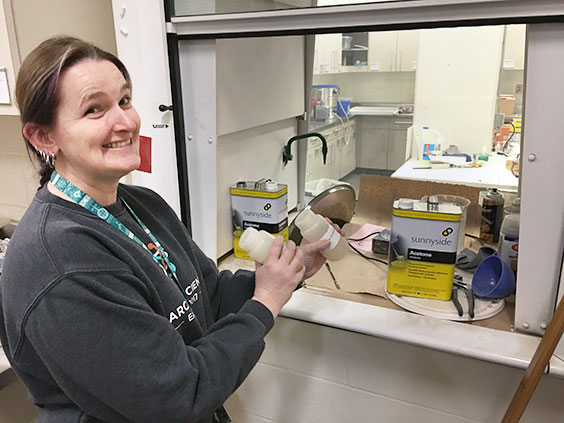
(49, 171, 193, 305)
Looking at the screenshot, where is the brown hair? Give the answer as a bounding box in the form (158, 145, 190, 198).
(16, 36, 132, 188)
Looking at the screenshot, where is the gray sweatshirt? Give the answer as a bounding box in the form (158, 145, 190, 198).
(0, 184, 273, 423)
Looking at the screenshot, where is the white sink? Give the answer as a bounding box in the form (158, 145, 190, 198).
(349, 106, 399, 116)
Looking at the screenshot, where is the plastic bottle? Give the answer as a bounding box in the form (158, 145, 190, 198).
(498, 212, 519, 274)
(238, 227, 276, 264)
(504, 197, 521, 217)
(421, 126, 444, 160)
(294, 209, 348, 261)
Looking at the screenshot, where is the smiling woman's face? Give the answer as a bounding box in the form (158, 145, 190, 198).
(47, 58, 141, 188)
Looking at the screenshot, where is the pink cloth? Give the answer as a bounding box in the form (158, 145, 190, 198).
(348, 223, 387, 252)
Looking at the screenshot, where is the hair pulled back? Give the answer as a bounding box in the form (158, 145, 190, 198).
(16, 36, 132, 188)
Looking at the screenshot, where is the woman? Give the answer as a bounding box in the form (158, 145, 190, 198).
(0, 36, 332, 423)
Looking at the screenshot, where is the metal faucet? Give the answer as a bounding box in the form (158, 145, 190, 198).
(282, 132, 328, 166)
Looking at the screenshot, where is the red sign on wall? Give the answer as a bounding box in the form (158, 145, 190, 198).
(137, 135, 152, 173)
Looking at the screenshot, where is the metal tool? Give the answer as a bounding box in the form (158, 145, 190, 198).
(451, 275, 475, 318)
(325, 262, 341, 290)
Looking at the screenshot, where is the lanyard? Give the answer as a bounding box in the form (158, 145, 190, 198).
(49, 172, 192, 305)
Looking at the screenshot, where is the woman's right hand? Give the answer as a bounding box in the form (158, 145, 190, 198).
(252, 236, 305, 318)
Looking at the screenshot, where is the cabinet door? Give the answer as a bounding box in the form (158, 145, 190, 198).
(368, 32, 397, 72)
(502, 25, 526, 70)
(314, 33, 342, 74)
(343, 125, 357, 176)
(326, 134, 340, 180)
(306, 139, 325, 182)
(335, 124, 356, 178)
(387, 129, 408, 170)
(396, 30, 420, 71)
(360, 128, 388, 169)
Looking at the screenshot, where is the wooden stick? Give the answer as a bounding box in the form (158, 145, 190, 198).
(501, 297, 564, 423)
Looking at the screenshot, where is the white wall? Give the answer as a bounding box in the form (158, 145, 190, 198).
(227, 317, 564, 423)
(412, 26, 504, 158)
(216, 36, 304, 136)
(214, 36, 304, 258)
(314, 71, 416, 104)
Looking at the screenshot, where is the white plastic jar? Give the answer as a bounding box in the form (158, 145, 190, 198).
(294, 209, 347, 261)
(238, 227, 275, 263)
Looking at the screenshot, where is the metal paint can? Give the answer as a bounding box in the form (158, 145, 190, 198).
(480, 188, 505, 244)
(230, 179, 288, 260)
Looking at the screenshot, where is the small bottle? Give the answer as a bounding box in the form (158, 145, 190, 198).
(498, 212, 520, 275)
(504, 197, 521, 217)
(294, 209, 347, 261)
(238, 227, 275, 264)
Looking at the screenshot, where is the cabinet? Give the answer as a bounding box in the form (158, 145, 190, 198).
(0, 2, 19, 116)
(314, 33, 342, 74)
(306, 119, 357, 182)
(502, 24, 526, 70)
(314, 30, 419, 74)
(358, 115, 411, 170)
(368, 30, 419, 72)
(341, 32, 368, 68)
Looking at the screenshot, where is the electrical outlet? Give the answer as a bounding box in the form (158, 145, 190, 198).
(515, 84, 523, 94)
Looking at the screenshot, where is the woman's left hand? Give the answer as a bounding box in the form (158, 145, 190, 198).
(300, 219, 346, 279)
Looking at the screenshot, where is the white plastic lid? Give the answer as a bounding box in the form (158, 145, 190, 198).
(501, 213, 520, 235)
(294, 208, 316, 229)
(238, 227, 258, 251)
(265, 181, 278, 191)
(397, 199, 415, 210)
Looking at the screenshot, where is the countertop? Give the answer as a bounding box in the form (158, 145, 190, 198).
(349, 105, 413, 117)
(308, 104, 413, 132)
(392, 155, 519, 191)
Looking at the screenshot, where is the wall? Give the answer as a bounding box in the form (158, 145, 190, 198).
(498, 70, 524, 115)
(0, 0, 117, 222)
(313, 71, 416, 104)
(412, 26, 504, 158)
(215, 36, 304, 258)
(0, 116, 37, 221)
(9, 0, 117, 59)
(227, 317, 564, 423)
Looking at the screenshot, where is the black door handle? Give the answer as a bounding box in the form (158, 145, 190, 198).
(159, 104, 173, 112)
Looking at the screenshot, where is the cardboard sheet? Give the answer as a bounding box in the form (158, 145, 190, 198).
(306, 175, 482, 298)
(356, 174, 482, 235)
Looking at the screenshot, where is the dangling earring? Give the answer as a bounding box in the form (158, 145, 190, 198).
(34, 146, 56, 169)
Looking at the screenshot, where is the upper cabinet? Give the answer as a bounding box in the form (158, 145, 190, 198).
(314, 33, 342, 74)
(0, 1, 19, 116)
(368, 30, 419, 72)
(502, 25, 526, 70)
(367, 31, 396, 72)
(314, 30, 420, 75)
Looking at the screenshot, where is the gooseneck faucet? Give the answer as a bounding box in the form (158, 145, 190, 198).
(282, 132, 328, 166)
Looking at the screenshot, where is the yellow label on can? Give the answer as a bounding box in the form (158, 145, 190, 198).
(387, 199, 461, 300)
